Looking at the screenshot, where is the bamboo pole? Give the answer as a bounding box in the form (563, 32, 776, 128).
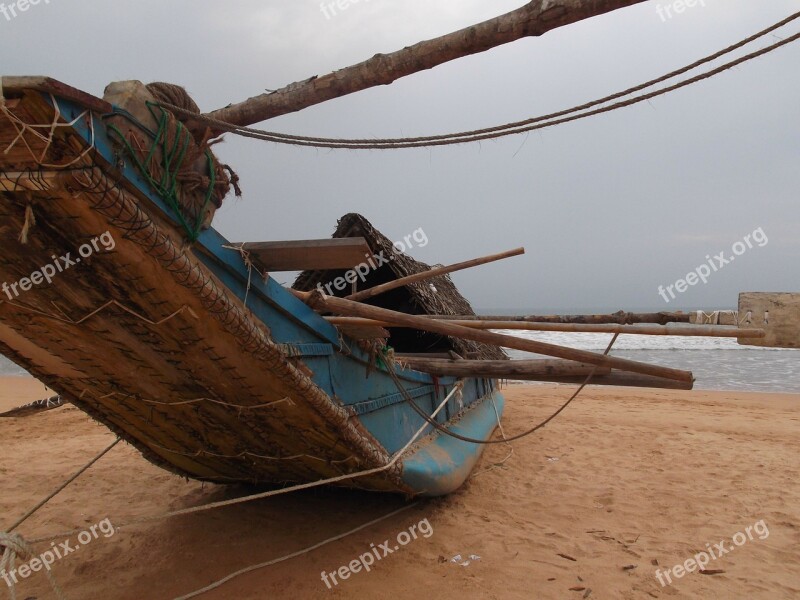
(396, 357, 693, 390)
(298, 291, 694, 383)
(325, 317, 765, 338)
(345, 247, 525, 302)
(205, 1, 647, 127)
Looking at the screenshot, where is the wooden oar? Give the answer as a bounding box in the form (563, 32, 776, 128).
(297, 291, 694, 384)
(395, 357, 693, 390)
(345, 247, 524, 302)
(325, 317, 765, 338)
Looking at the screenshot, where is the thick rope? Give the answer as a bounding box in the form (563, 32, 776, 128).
(158, 12, 800, 149)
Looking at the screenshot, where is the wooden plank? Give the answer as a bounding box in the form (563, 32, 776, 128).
(0, 170, 59, 192)
(738, 292, 800, 349)
(240, 238, 371, 271)
(1, 76, 112, 113)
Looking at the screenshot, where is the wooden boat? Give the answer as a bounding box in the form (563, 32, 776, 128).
(0, 77, 507, 496)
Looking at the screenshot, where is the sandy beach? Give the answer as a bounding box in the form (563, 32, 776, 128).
(1, 377, 797, 600)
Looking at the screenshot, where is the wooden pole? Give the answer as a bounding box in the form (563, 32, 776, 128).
(397, 357, 606, 378)
(424, 310, 692, 325)
(205, 0, 648, 127)
(325, 317, 766, 338)
(299, 291, 695, 383)
(345, 247, 525, 303)
(396, 357, 693, 390)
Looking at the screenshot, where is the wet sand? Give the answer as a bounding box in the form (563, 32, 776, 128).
(1, 377, 798, 599)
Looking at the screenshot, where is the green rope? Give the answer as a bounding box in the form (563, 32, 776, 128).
(106, 102, 216, 241)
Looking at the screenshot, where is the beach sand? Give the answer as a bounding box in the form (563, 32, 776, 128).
(1, 377, 797, 599)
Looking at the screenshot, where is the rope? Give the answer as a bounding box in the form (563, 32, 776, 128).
(0, 438, 120, 600)
(0, 533, 65, 600)
(27, 382, 464, 545)
(221, 243, 267, 308)
(172, 502, 418, 600)
(17, 204, 35, 244)
(106, 102, 215, 241)
(157, 12, 800, 150)
(385, 334, 620, 445)
(5, 438, 121, 534)
(469, 396, 515, 479)
(0, 93, 96, 167)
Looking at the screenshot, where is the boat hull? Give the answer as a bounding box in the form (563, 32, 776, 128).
(0, 79, 503, 495)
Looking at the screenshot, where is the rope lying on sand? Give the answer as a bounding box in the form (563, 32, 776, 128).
(157, 11, 800, 149)
(172, 503, 419, 600)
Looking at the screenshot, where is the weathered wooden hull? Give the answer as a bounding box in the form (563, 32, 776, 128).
(0, 79, 503, 496)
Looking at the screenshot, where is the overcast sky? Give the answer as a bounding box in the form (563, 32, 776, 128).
(3, 0, 798, 311)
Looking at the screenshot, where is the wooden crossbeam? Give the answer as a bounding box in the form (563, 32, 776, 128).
(236, 238, 371, 272)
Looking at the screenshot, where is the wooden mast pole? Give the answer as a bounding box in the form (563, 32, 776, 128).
(204, 0, 648, 127)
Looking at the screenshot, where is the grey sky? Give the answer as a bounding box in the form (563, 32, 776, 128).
(3, 0, 798, 311)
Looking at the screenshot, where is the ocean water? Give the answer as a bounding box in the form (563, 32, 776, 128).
(0, 356, 27, 377)
(497, 330, 799, 393)
(1, 329, 797, 393)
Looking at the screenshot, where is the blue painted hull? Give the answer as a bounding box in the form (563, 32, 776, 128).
(0, 81, 504, 496)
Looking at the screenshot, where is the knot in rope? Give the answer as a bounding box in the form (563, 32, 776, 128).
(1, 531, 34, 600)
(0, 531, 33, 563)
(0, 531, 66, 600)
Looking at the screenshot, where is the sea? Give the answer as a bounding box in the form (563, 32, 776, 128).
(484, 307, 799, 394)
(0, 307, 797, 394)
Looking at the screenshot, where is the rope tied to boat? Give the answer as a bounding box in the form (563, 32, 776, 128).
(105, 84, 242, 242)
(17, 203, 35, 244)
(0, 531, 65, 600)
